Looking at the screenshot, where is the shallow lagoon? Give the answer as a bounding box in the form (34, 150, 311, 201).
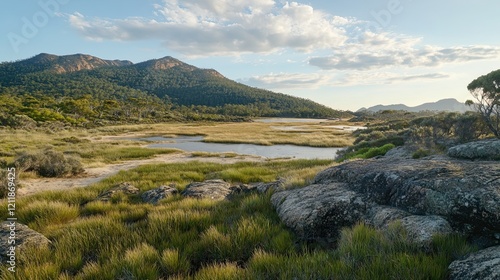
(137, 135, 344, 159)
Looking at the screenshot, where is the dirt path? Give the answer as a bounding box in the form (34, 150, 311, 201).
(18, 153, 266, 197)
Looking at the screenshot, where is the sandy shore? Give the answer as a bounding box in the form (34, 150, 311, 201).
(17, 153, 266, 197)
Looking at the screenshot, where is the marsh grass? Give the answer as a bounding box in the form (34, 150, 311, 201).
(0, 160, 476, 279)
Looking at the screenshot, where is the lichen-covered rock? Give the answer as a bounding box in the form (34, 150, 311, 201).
(313, 157, 500, 242)
(141, 185, 178, 204)
(271, 183, 367, 241)
(0, 222, 50, 262)
(448, 139, 500, 160)
(365, 206, 409, 228)
(182, 179, 232, 200)
(400, 215, 452, 248)
(96, 182, 139, 202)
(448, 245, 500, 280)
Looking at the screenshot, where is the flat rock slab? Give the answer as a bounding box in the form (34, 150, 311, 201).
(448, 245, 500, 280)
(96, 182, 139, 202)
(142, 185, 178, 204)
(182, 179, 232, 200)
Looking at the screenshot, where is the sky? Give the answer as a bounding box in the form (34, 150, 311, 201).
(2, 0, 500, 111)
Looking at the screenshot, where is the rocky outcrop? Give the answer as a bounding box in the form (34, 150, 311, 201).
(181, 179, 234, 200)
(96, 182, 139, 202)
(448, 139, 500, 160)
(0, 222, 50, 262)
(271, 183, 366, 242)
(141, 185, 178, 204)
(448, 245, 500, 280)
(272, 156, 500, 248)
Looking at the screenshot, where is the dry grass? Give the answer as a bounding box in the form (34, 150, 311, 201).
(92, 121, 358, 148)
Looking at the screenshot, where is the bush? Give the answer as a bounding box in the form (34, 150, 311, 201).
(337, 143, 396, 162)
(412, 148, 431, 159)
(14, 149, 84, 177)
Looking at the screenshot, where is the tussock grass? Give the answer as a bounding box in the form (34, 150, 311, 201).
(0, 160, 476, 279)
(17, 200, 79, 232)
(194, 262, 245, 280)
(77, 146, 180, 163)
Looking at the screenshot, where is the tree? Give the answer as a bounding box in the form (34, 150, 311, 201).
(467, 69, 500, 138)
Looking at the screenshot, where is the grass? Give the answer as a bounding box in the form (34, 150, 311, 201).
(0, 160, 476, 279)
(90, 121, 356, 148)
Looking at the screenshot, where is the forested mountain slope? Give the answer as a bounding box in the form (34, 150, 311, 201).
(0, 53, 347, 126)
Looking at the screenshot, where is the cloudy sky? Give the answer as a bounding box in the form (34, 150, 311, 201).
(2, 0, 500, 111)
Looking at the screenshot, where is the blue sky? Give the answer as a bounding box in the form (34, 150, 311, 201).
(2, 0, 500, 111)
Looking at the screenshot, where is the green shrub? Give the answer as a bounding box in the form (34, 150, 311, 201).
(14, 149, 84, 177)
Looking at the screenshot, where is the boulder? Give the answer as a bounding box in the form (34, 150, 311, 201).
(448, 139, 500, 160)
(399, 215, 452, 248)
(0, 222, 50, 262)
(271, 183, 366, 241)
(142, 185, 178, 204)
(448, 245, 500, 280)
(272, 156, 500, 247)
(96, 182, 139, 202)
(182, 179, 232, 200)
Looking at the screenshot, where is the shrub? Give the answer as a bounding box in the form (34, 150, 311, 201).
(412, 148, 431, 159)
(14, 149, 84, 177)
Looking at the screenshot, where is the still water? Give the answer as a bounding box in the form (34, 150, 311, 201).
(138, 136, 343, 160)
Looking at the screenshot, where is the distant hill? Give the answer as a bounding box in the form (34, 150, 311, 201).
(358, 98, 469, 113)
(0, 53, 348, 126)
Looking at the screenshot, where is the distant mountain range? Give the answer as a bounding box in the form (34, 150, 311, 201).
(358, 98, 470, 113)
(0, 53, 348, 125)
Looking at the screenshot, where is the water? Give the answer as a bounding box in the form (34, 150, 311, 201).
(254, 118, 329, 123)
(136, 136, 343, 159)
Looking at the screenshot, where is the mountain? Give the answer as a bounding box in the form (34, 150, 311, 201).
(358, 98, 469, 113)
(0, 53, 347, 126)
(14, 53, 133, 74)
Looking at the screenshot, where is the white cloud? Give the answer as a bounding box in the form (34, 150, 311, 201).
(333, 71, 451, 86)
(68, 0, 350, 56)
(243, 72, 331, 89)
(309, 31, 500, 70)
(67, 0, 500, 71)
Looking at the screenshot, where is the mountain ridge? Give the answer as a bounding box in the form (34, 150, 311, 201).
(358, 98, 469, 113)
(0, 53, 348, 125)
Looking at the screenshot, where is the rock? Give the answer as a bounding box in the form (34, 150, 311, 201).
(271, 183, 367, 241)
(141, 185, 178, 204)
(96, 182, 139, 202)
(182, 179, 233, 200)
(0, 222, 50, 262)
(365, 206, 410, 228)
(383, 146, 414, 159)
(273, 156, 500, 247)
(314, 157, 500, 239)
(228, 184, 258, 196)
(448, 139, 500, 160)
(448, 245, 500, 280)
(400, 215, 452, 248)
(255, 178, 286, 193)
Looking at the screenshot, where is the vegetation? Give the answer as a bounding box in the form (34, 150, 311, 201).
(0, 160, 476, 279)
(467, 69, 500, 138)
(14, 149, 84, 177)
(0, 54, 350, 128)
(338, 110, 491, 161)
